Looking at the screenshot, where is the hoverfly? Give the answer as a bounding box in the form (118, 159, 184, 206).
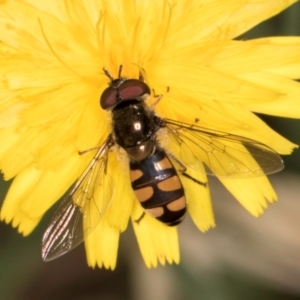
(41, 66, 284, 261)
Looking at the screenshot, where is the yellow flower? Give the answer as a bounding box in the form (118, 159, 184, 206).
(0, 0, 300, 269)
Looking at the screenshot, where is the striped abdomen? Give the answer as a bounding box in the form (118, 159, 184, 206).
(130, 148, 186, 226)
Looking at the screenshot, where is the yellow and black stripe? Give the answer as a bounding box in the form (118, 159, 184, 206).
(130, 148, 186, 226)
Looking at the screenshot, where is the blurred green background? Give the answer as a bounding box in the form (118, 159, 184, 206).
(1, 2, 300, 300)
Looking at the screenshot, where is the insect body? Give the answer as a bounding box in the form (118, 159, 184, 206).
(101, 77, 187, 226)
(41, 67, 284, 261)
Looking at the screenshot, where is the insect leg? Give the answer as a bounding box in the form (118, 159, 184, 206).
(134, 212, 146, 224)
(149, 93, 163, 109)
(181, 172, 207, 187)
(167, 151, 207, 187)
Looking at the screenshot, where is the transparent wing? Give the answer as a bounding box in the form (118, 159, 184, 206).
(41, 136, 115, 261)
(164, 119, 284, 178)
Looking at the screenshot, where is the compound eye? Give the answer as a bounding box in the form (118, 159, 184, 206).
(100, 87, 118, 109)
(100, 79, 151, 110)
(118, 79, 151, 100)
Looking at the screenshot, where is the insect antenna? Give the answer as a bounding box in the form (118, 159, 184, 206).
(103, 65, 124, 82)
(118, 65, 123, 78)
(103, 68, 114, 81)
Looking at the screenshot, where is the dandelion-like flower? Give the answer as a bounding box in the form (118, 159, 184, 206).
(0, 0, 300, 269)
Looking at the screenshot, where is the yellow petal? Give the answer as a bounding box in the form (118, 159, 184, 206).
(166, 1, 243, 46)
(181, 168, 215, 232)
(105, 151, 134, 231)
(210, 37, 300, 79)
(131, 200, 180, 268)
(219, 175, 277, 217)
(151, 61, 279, 107)
(159, 94, 295, 158)
(240, 72, 300, 118)
(225, 0, 297, 39)
(0, 127, 19, 167)
(0, 153, 81, 235)
(206, 101, 297, 154)
(84, 217, 119, 270)
(76, 96, 110, 151)
(0, 166, 42, 235)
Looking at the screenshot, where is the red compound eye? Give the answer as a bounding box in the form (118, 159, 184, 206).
(100, 79, 151, 109)
(118, 79, 150, 100)
(100, 87, 118, 109)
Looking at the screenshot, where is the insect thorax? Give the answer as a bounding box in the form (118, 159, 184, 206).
(112, 99, 160, 161)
